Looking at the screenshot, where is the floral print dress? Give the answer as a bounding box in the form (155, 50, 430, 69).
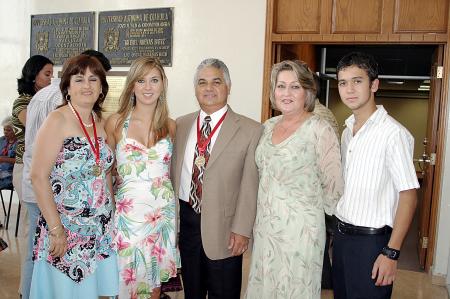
(114, 115, 180, 299)
(246, 115, 343, 299)
(33, 136, 116, 283)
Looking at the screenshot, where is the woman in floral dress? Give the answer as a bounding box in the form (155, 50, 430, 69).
(106, 56, 180, 299)
(30, 54, 118, 298)
(246, 60, 344, 299)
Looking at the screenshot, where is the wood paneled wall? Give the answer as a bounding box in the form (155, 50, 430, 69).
(271, 0, 449, 43)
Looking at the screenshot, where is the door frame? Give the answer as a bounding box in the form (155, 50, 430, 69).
(261, 41, 449, 272)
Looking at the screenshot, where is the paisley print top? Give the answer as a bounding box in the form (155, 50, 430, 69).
(33, 136, 115, 283)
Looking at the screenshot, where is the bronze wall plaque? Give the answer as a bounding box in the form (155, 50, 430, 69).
(98, 8, 173, 66)
(30, 12, 95, 65)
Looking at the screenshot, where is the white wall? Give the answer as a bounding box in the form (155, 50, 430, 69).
(0, 0, 266, 123)
(0, 1, 31, 120)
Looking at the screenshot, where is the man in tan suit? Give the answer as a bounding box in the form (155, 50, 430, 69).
(171, 58, 262, 299)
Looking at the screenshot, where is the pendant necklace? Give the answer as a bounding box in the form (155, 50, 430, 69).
(194, 111, 227, 168)
(69, 102, 102, 176)
(68, 101, 95, 127)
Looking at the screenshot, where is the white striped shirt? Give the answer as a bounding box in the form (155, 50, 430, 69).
(22, 78, 63, 203)
(335, 106, 419, 228)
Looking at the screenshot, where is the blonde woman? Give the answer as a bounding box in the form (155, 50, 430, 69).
(246, 60, 343, 299)
(106, 57, 180, 299)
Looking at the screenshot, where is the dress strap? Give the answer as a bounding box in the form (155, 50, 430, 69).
(121, 112, 132, 141)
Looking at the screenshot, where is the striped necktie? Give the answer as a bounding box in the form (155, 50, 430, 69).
(189, 116, 212, 213)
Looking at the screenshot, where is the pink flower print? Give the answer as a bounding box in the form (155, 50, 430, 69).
(122, 268, 136, 285)
(117, 198, 133, 214)
(163, 153, 171, 163)
(144, 209, 162, 226)
(145, 234, 158, 247)
(169, 260, 177, 276)
(124, 143, 143, 153)
(116, 235, 130, 251)
(151, 245, 166, 262)
(152, 177, 163, 189)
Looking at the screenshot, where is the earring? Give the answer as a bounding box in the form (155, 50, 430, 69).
(65, 94, 70, 101)
(99, 92, 104, 99)
(131, 93, 135, 102)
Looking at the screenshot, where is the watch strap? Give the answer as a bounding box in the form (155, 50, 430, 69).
(381, 246, 400, 260)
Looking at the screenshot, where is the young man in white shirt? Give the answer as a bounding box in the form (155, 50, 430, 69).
(332, 52, 419, 299)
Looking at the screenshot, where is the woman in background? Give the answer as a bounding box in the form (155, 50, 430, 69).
(12, 55, 53, 199)
(11, 54, 53, 299)
(0, 116, 17, 189)
(0, 116, 17, 229)
(29, 54, 118, 298)
(246, 60, 343, 299)
(106, 56, 180, 299)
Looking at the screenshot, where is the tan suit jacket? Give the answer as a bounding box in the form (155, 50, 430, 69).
(172, 107, 262, 260)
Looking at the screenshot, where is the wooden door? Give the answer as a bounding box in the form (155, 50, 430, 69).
(416, 45, 443, 269)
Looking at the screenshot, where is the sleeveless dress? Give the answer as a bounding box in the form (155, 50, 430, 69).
(246, 115, 343, 299)
(114, 115, 180, 298)
(30, 136, 118, 299)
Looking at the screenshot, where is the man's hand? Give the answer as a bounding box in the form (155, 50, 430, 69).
(228, 232, 249, 256)
(371, 254, 397, 286)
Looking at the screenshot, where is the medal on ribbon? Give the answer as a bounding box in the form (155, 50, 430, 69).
(69, 102, 102, 177)
(195, 111, 228, 169)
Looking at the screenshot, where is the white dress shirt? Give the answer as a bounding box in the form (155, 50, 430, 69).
(335, 105, 420, 228)
(179, 105, 228, 202)
(22, 78, 63, 203)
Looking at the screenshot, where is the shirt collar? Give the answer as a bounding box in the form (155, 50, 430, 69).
(50, 77, 61, 85)
(344, 105, 387, 130)
(199, 105, 228, 126)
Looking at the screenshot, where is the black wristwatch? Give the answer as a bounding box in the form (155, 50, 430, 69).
(381, 246, 400, 260)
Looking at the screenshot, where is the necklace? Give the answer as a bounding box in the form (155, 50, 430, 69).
(69, 103, 102, 177)
(194, 112, 227, 168)
(68, 102, 95, 128)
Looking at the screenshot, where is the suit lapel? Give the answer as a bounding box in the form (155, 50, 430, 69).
(206, 108, 239, 169)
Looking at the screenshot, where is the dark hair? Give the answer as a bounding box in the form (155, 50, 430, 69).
(17, 55, 53, 96)
(60, 54, 109, 119)
(81, 49, 111, 72)
(336, 52, 379, 82)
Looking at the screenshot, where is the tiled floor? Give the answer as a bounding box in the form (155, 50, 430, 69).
(0, 199, 448, 299)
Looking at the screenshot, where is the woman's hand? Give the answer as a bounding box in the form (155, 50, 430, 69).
(48, 226, 68, 258)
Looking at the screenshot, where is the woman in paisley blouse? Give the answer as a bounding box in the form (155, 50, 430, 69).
(246, 60, 344, 299)
(29, 54, 118, 298)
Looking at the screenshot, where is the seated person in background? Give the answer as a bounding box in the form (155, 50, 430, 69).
(0, 116, 17, 189)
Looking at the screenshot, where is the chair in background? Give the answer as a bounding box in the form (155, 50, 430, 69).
(1, 184, 20, 237)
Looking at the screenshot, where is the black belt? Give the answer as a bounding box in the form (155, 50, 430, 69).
(336, 219, 392, 236)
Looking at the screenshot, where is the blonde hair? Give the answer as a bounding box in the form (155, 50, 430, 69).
(116, 56, 170, 143)
(269, 60, 317, 112)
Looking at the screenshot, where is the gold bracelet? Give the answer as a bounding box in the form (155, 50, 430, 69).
(48, 225, 62, 233)
(49, 228, 65, 238)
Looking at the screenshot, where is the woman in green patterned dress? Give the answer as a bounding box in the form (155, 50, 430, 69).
(246, 60, 344, 299)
